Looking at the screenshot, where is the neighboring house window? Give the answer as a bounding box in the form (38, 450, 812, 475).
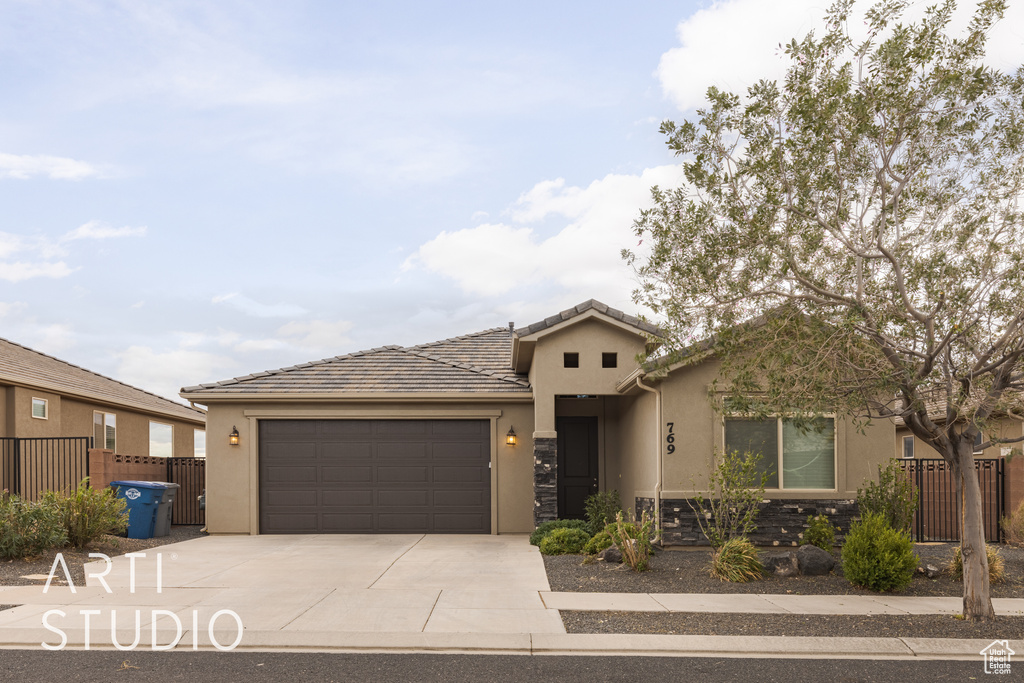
(974, 432, 984, 454)
(94, 412, 116, 450)
(194, 429, 206, 458)
(724, 417, 836, 489)
(602, 352, 617, 368)
(564, 352, 579, 368)
(31, 397, 48, 419)
(149, 421, 173, 458)
(902, 435, 915, 459)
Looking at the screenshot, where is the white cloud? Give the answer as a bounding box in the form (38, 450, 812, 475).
(117, 345, 235, 401)
(658, 0, 1024, 113)
(212, 293, 308, 318)
(404, 165, 682, 301)
(0, 152, 105, 180)
(63, 220, 147, 241)
(277, 319, 353, 351)
(0, 261, 75, 282)
(0, 301, 28, 318)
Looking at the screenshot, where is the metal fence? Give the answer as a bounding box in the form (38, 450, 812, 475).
(0, 437, 92, 501)
(897, 458, 1004, 543)
(167, 456, 205, 525)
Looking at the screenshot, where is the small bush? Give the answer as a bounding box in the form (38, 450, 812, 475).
(858, 459, 918, 534)
(539, 527, 591, 555)
(1001, 499, 1024, 547)
(948, 545, 1004, 583)
(529, 519, 588, 546)
(41, 479, 129, 549)
(584, 490, 622, 536)
(841, 513, 917, 592)
(802, 514, 836, 552)
(710, 537, 763, 582)
(0, 492, 67, 560)
(583, 530, 613, 555)
(688, 449, 769, 548)
(607, 510, 658, 572)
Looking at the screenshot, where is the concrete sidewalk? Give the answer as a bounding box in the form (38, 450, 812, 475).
(0, 533, 1020, 660)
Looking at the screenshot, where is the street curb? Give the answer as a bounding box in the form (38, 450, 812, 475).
(1, 628, 1020, 660)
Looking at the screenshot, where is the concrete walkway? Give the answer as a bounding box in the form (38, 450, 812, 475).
(0, 534, 1020, 660)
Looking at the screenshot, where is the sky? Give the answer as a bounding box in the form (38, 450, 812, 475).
(1, 0, 1022, 403)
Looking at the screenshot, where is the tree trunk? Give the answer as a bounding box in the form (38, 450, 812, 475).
(956, 444, 995, 621)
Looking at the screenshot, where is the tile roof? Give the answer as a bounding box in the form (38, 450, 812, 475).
(516, 299, 662, 338)
(182, 327, 530, 395)
(0, 337, 206, 423)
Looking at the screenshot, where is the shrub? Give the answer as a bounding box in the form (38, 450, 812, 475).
(607, 510, 659, 572)
(538, 527, 591, 555)
(802, 514, 836, 552)
(688, 449, 769, 547)
(529, 519, 588, 546)
(841, 513, 917, 592)
(857, 459, 918, 534)
(948, 545, 1005, 584)
(583, 529, 613, 555)
(1001, 499, 1024, 547)
(41, 479, 129, 549)
(0, 492, 67, 560)
(710, 537, 763, 582)
(583, 490, 622, 536)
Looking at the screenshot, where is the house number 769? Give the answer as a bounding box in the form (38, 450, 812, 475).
(666, 422, 675, 455)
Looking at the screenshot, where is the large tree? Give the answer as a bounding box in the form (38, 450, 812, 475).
(627, 0, 1024, 620)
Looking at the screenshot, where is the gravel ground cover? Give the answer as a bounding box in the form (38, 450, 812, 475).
(560, 611, 1024, 639)
(544, 543, 1024, 597)
(0, 525, 206, 589)
(547, 543, 1024, 638)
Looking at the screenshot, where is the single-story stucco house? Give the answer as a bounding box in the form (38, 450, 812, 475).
(180, 300, 894, 544)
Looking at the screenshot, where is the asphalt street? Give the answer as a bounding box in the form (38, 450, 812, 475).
(0, 651, 998, 682)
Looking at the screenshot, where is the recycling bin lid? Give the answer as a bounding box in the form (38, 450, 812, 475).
(109, 480, 168, 488)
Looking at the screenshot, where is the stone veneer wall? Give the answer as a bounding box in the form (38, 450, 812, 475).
(533, 437, 558, 527)
(638, 497, 860, 547)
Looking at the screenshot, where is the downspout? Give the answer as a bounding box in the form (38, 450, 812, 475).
(635, 376, 662, 536)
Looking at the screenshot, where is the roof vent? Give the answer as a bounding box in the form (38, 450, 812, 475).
(508, 322, 514, 333)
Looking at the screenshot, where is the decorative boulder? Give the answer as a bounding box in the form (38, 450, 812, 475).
(917, 564, 941, 579)
(763, 551, 799, 577)
(796, 544, 836, 576)
(598, 545, 623, 564)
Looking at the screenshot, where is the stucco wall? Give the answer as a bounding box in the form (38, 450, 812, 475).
(604, 391, 658, 514)
(202, 399, 536, 535)
(895, 418, 1022, 461)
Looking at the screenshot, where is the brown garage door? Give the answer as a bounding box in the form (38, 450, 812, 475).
(259, 419, 491, 534)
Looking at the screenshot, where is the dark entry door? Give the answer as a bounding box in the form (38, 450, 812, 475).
(556, 416, 599, 520)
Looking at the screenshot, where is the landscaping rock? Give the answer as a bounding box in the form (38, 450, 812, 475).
(917, 564, 941, 579)
(598, 545, 623, 564)
(796, 544, 836, 576)
(762, 551, 799, 577)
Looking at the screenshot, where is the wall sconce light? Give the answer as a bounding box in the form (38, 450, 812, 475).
(229, 426, 240, 446)
(506, 426, 517, 446)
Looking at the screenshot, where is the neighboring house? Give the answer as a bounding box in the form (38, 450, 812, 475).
(181, 300, 893, 543)
(0, 336, 207, 457)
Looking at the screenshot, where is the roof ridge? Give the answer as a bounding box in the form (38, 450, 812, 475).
(399, 347, 529, 387)
(0, 336, 205, 416)
(408, 327, 509, 350)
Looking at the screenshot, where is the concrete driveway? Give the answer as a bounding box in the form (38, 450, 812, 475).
(0, 534, 564, 649)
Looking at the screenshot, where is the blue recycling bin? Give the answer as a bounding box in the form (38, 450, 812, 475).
(110, 480, 167, 539)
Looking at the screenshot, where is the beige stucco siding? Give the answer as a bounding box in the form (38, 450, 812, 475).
(202, 400, 536, 535)
(529, 319, 647, 433)
(604, 391, 658, 512)
(657, 360, 894, 499)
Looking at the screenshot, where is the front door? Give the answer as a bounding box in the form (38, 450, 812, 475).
(556, 416, 599, 520)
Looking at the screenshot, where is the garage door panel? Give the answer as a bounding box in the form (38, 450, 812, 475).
(263, 465, 318, 483)
(321, 442, 373, 459)
(378, 489, 429, 506)
(260, 419, 490, 534)
(320, 465, 373, 483)
(322, 513, 376, 531)
(322, 490, 373, 506)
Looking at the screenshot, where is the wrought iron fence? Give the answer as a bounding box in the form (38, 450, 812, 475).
(897, 458, 1004, 543)
(0, 437, 92, 501)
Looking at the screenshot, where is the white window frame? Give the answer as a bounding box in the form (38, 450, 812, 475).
(94, 411, 116, 451)
(723, 415, 838, 491)
(902, 435, 915, 459)
(31, 397, 48, 420)
(194, 429, 206, 458)
(149, 421, 174, 458)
